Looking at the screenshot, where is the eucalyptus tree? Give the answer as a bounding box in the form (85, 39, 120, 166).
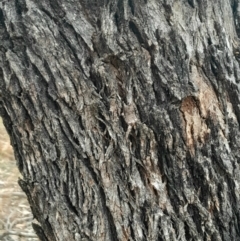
(0, 0, 240, 240)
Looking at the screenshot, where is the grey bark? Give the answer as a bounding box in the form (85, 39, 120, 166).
(0, 0, 240, 240)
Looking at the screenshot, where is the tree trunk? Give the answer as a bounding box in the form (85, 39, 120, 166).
(1, 0, 240, 240)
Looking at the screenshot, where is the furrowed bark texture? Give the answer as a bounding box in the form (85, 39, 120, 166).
(0, 0, 240, 240)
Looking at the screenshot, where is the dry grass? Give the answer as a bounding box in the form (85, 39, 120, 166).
(0, 119, 38, 241)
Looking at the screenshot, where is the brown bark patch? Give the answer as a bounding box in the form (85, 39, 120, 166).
(180, 96, 210, 154)
(192, 65, 225, 128)
(180, 65, 236, 154)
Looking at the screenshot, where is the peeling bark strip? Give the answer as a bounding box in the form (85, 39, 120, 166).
(0, 0, 240, 240)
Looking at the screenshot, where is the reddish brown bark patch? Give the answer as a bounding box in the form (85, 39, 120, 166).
(180, 96, 210, 154)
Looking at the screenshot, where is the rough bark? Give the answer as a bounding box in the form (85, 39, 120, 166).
(0, 0, 240, 240)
